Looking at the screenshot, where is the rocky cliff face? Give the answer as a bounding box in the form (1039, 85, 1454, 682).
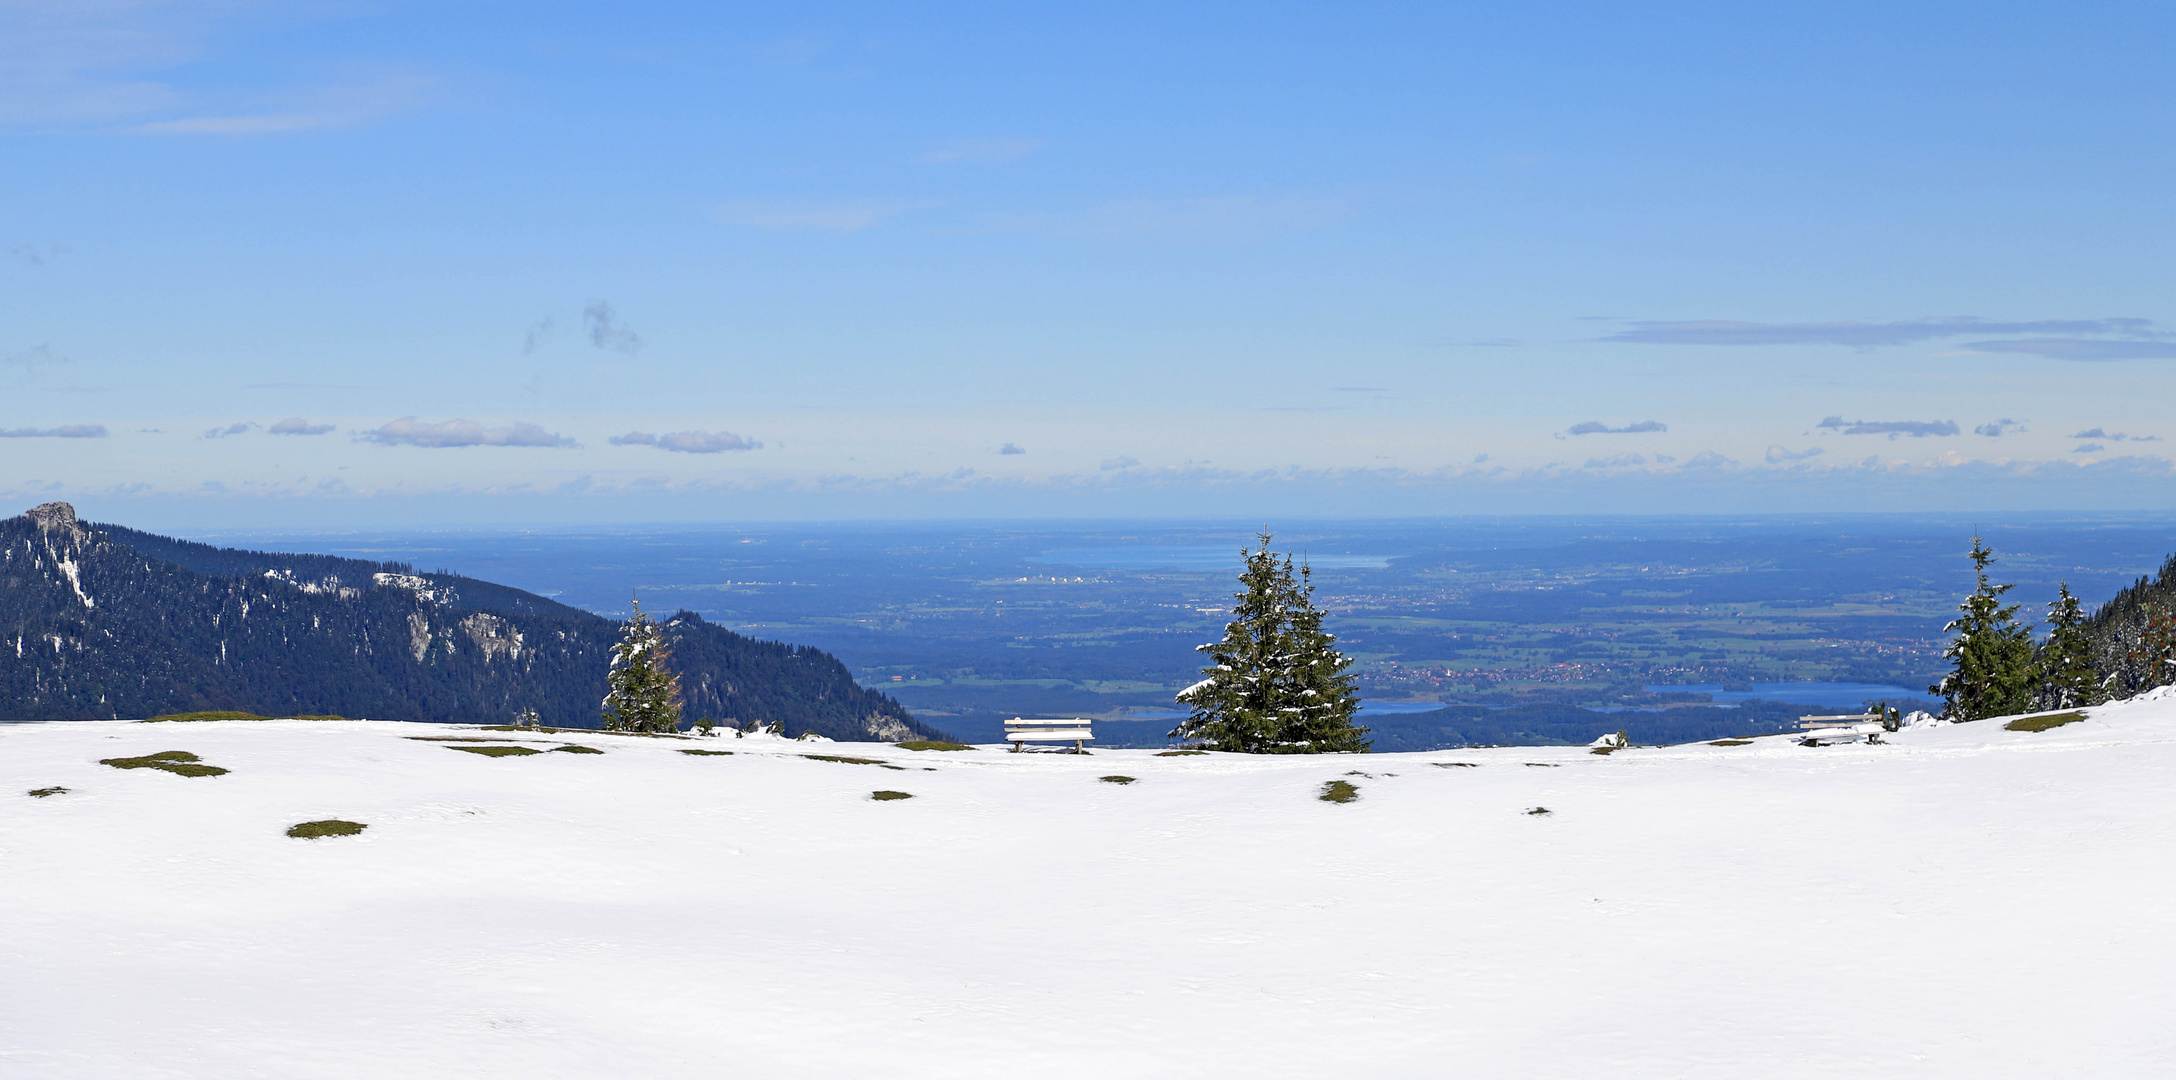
(0, 503, 943, 741)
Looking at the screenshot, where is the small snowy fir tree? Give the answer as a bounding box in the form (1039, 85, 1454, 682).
(601, 595, 683, 733)
(1172, 533, 1368, 753)
(1932, 535, 2036, 721)
(2039, 582, 2101, 708)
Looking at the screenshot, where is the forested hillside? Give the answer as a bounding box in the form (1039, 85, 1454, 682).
(0, 503, 942, 740)
(2072, 550, 2176, 701)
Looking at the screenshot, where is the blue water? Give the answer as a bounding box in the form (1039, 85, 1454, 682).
(1648, 681, 1940, 710)
(1127, 699, 1442, 720)
(1032, 546, 1392, 571)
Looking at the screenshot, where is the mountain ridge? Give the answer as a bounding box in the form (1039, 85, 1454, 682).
(0, 503, 944, 740)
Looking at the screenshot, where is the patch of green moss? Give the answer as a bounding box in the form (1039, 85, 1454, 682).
(99, 751, 229, 777)
(804, 754, 900, 769)
(1709, 739, 1754, 746)
(870, 790, 914, 801)
(1099, 775, 1136, 784)
(550, 744, 605, 754)
(1154, 750, 1208, 757)
(27, 786, 69, 798)
(1319, 780, 1359, 804)
(897, 740, 974, 751)
(142, 711, 358, 723)
(679, 748, 735, 756)
(287, 819, 367, 839)
(446, 745, 542, 757)
(2005, 711, 2086, 732)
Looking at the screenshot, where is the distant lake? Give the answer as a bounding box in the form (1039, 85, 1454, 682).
(1127, 699, 1442, 720)
(1649, 681, 1940, 710)
(1032, 546, 1393, 571)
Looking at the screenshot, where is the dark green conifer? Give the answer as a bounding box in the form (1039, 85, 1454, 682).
(1172, 533, 1369, 753)
(1932, 535, 2036, 721)
(2039, 582, 2101, 708)
(602, 595, 683, 733)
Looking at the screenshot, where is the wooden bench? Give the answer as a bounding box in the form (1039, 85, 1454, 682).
(1797, 713, 1886, 746)
(1005, 718, 1095, 753)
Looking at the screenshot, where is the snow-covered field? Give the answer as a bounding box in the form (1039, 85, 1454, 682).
(4, 702, 2173, 1078)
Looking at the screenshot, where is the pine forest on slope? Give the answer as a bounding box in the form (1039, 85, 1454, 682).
(0, 503, 943, 741)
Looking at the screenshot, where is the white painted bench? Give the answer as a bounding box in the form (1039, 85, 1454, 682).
(1797, 713, 1886, 745)
(1005, 718, 1095, 753)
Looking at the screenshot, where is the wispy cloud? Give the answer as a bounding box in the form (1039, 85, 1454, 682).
(583, 302, 642, 354)
(131, 73, 436, 136)
(1684, 451, 1734, 467)
(2, 344, 64, 369)
(1765, 445, 1823, 463)
(0, 423, 105, 438)
(269, 417, 333, 436)
(1583, 453, 1645, 468)
(2071, 427, 2160, 442)
(989, 195, 1348, 240)
(999, 442, 1026, 455)
(921, 137, 1045, 164)
(1603, 317, 2155, 348)
(1100, 455, 1139, 470)
(522, 317, 555, 355)
(202, 421, 255, 439)
(1566, 420, 1666, 435)
(1974, 418, 2025, 437)
(360, 418, 577, 449)
(2075, 443, 2106, 453)
(1816, 416, 1959, 438)
(1960, 339, 2176, 361)
(709, 198, 930, 232)
(7, 242, 64, 266)
(609, 429, 759, 453)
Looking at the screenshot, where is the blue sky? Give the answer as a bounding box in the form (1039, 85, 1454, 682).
(5, 1, 2175, 526)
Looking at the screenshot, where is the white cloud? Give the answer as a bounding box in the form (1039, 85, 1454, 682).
(1100, 455, 1139, 470)
(0, 423, 105, 438)
(269, 417, 333, 435)
(609, 429, 760, 453)
(999, 442, 1026, 455)
(360, 418, 576, 449)
(1765, 445, 1824, 463)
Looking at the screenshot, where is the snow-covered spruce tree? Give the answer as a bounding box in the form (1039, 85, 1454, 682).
(601, 595, 683, 733)
(1172, 533, 1368, 753)
(1932, 535, 2036, 721)
(2038, 582, 2102, 708)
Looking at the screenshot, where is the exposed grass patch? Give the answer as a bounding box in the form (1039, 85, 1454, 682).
(446, 745, 542, 757)
(99, 750, 228, 777)
(28, 786, 69, 798)
(1154, 750, 1208, 757)
(1709, 739, 1754, 746)
(679, 748, 735, 756)
(286, 819, 367, 839)
(142, 711, 358, 723)
(1099, 775, 1136, 784)
(2005, 711, 2086, 732)
(1432, 762, 1478, 768)
(1319, 780, 1360, 804)
(1523, 762, 1561, 768)
(481, 725, 568, 733)
(1589, 747, 1617, 755)
(408, 736, 535, 743)
(1526, 806, 1553, 816)
(897, 740, 974, 751)
(870, 790, 914, 801)
(551, 744, 605, 754)
(804, 754, 905, 770)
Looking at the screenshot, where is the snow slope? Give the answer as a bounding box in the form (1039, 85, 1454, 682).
(3, 703, 2173, 1078)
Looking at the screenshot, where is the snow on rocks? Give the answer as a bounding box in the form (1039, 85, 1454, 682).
(3, 700, 2174, 1077)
